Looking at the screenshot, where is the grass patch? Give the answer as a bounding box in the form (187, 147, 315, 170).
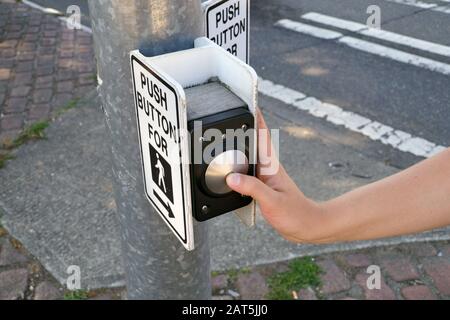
(64, 290, 89, 300)
(9, 121, 50, 149)
(267, 257, 321, 300)
(225, 267, 251, 282)
(54, 98, 80, 117)
(0, 153, 14, 169)
(87, 74, 98, 85)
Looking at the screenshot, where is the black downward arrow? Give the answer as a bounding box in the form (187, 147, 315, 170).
(153, 190, 174, 218)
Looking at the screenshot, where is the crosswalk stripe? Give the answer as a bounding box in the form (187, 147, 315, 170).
(275, 19, 450, 76)
(301, 12, 450, 58)
(22, 0, 93, 33)
(258, 78, 446, 158)
(275, 20, 342, 40)
(384, 0, 450, 14)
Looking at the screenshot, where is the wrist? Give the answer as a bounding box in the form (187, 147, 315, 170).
(300, 200, 339, 244)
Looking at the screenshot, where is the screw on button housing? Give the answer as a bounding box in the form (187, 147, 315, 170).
(201, 205, 209, 214)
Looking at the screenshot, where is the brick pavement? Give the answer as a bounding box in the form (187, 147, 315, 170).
(212, 241, 450, 300)
(0, 0, 96, 148)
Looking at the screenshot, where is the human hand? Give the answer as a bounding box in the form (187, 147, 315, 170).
(226, 109, 326, 244)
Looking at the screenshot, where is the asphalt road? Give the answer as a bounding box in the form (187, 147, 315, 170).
(31, 0, 450, 163)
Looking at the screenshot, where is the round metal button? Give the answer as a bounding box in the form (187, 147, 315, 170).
(204, 150, 249, 195)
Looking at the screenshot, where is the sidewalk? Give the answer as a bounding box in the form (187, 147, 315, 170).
(1, 224, 448, 299)
(0, 0, 448, 300)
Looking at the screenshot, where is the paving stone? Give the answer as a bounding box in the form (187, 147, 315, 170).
(79, 73, 96, 86)
(37, 47, 55, 56)
(1, 49, 15, 58)
(4, 97, 27, 114)
(23, 34, 38, 42)
(35, 66, 54, 76)
(77, 61, 95, 73)
(51, 93, 73, 109)
(0, 241, 27, 267)
(16, 52, 36, 61)
(18, 42, 36, 51)
(37, 55, 55, 67)
(76, 85, 94, 96)
(212, 274, 229, 291)
(0, 129, 20, 148)
(381, 257, 420, 282)
(10, 86, 31, 97)
(0, 40, 18, 49)
(401, 285, 436, 300)
(235, 271, 269, 300)
(212, 295, 233, 300)
(59, 50, 74, 58)
(318, 259, 351, 294)
(0, 268, 28, 300)
(296, 287, 317, 300)
(33, 89, 53, 103)
(43, 30, 57, 37)
(58, 58, 73, 69)
(1, 114, 23, 131)
(27, 26, 40, 33)
(0, 58, 14, 68)
(343, 253, 372, 268)
(437, 244, 450, 257)
(422, 258, 450, 295)
(13, 72, 32, 85)
(5, 32, 23, 40)
(28, 104, 50, 121)
(41, 38, 56, 47)
(412, 243, 438, 257)
(89, 293, 121, 300)
(35, 75, 54, 89)
(34, 281, 62, 300)
(56, 71, 74, 81)
(355, 273, 396, 300)
(0, 68, 11, 80)
(61, 33, 75, 41)
(15, 61, 33, 72)
(57, 80, 74, 93)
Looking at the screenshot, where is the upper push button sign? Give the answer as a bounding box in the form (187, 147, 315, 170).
(204, 0, 250, 64)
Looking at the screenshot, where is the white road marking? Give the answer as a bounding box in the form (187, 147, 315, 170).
(22, 0, 93, 33)
(385, 0, 450, 14)
(301, 12, 450, 58)
(258, 78, 447, 158)
(274, 20, 342, 40)
(276, 19, 450, 76)
(21, 0, 447, 158)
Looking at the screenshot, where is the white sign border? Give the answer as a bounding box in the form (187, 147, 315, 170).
(130, 52, 194, 251)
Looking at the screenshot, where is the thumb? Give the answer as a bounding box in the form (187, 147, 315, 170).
(226, 173, 279, 207)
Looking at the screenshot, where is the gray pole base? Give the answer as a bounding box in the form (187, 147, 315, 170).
(88, 0, 211, 299)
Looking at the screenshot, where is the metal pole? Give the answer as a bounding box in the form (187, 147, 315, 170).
(88, 0, 211, 299)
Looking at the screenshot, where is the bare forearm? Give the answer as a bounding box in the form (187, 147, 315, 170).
(316, 148, 450, 243)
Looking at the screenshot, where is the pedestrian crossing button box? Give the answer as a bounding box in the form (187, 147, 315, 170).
(186, 81, 255, 221)
(130, 37, 258, 250)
